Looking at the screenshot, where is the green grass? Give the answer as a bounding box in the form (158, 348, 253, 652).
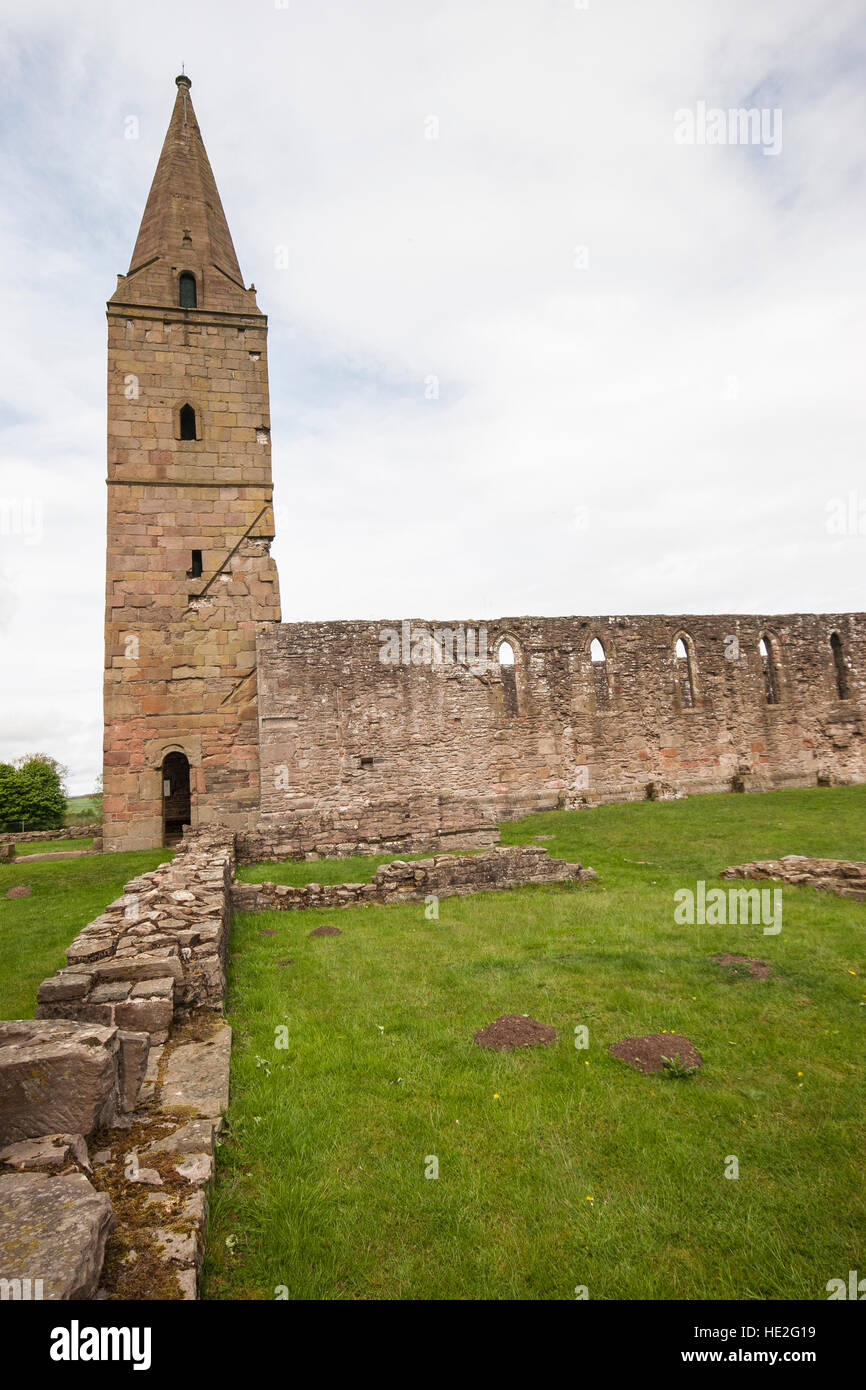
(65, 792, 102, 826)
(12, 837, 94, 857)
(237, 847, 483, 887)
(0, 848, 172, 1019)
(204, 786, 866, 1301)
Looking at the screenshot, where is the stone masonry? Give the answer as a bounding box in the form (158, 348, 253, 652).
(103, 75, 280, 852)
(720, 855, 866, 902)
(255, 614, 865, 843)
(0, 824, 102, 846)
(101, 79, 866, 857)
(232, 844, 596, 913)
(34, 827, 234, 1042)
(0, 826, 235, 1299)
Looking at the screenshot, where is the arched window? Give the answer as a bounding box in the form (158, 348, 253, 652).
(590, 637, 610, 710)
(497, 639, 518, 717)
(759, 636, 779, 705)
(179, 404, 197, 441)
(179, 272, 197, 309)
(830, 632, 850, 700)
(674, 636, 695, 708)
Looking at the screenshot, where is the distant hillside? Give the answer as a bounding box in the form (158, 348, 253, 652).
(66, 793, 103, 826)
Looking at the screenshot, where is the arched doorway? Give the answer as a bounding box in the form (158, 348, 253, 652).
(162, 752, 191, 844)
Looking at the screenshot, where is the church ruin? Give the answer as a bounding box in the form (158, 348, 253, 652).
(103, 76, 865, 854)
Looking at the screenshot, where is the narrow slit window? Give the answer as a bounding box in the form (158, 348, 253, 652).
(590, 638, 610, 710)
(759, 636, 779, 705)
(179, 272, 197, 308)
(675, 636, 695, 709)
(188, 550, 203, 579)
(179, 404, 197, 440)
(498, 640, 518, 717)
(830, 632, 850, 700)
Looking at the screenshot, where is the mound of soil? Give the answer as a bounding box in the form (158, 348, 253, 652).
(4, 885, 32, 899)
(711, 953, 772, 980)
(473, 1014, 557, 1051)
(609, 1033, 703, 1075)
(309, 924, 341, 937)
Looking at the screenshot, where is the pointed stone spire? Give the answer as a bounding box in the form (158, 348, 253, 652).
(111, 75, 257, 314)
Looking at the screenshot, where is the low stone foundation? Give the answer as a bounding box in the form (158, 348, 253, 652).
(0, 823, 102, 846)
(232, 844, 597, 913)
(720, 855, 866, 902)
(0, 826, 235, 1301)
(34, 827, 235, 1044)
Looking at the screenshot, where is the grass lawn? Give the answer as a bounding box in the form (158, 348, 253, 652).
(0, 848, 172, 1019)
(204, 786, 866, 1301)
(236, 847, 483, 887)
(12, 836, 94, 857)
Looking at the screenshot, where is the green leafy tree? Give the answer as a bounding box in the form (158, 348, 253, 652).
(0, 763, 22, 831)
(0, 754, 68, 831)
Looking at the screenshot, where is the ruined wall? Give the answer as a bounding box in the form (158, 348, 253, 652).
(0, 826, 235, 1300)
(34, 827, 235, 1042)
(720, 855, 866, 902)
(255, 613, 865, 844)
(232, 844, 595, 913)
(0, 824, 102, 846)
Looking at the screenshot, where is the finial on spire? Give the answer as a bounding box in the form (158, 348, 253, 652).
(176, 70, 191, 90)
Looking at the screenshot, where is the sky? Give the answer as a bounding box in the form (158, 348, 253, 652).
(0, 0, 864, 793)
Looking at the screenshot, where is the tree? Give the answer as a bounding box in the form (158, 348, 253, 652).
(0, 763, 22, 831)
(0, 754, 68, 831)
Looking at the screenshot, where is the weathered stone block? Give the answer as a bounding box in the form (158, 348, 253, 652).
(114, 997, 173, 1036)
(0, 1171, 114, 1299)
(0, 1133, 90, 1172)
(36, 973, 92, 1005)
(116, 1031, 150, 1113)
(158, 1026, 231, 1119)
(0, 1021, 121, 1144)
(130, 976, 174, 1000)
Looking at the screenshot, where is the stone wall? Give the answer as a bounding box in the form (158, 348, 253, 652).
(34, 828, 234, 1043)
(232, 844, 596, 913)
(237, 798, 499, 862)
(720, 855, 866, 902)
(0, 827, 236, 1300)
(255, 613, 865, 849)
(0, 824, 102, 845)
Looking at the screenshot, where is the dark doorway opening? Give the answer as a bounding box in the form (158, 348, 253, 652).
(162, 752, 191, 844)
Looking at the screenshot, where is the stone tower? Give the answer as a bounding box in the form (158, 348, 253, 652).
(103, 75, 281, 851)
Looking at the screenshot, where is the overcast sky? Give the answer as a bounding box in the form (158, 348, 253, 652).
(0, 0, 864, 793)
